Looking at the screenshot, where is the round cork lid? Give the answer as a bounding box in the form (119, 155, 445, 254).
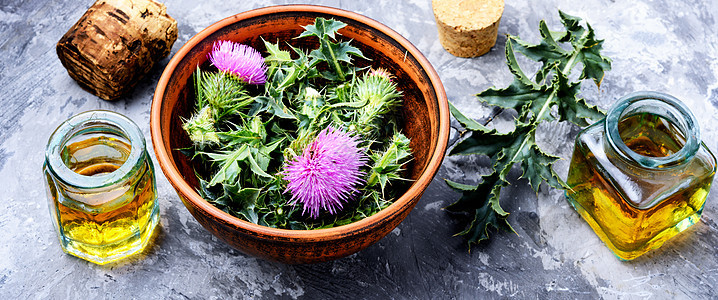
(432, 0, 504, 31)
(432, 0, 504, 57)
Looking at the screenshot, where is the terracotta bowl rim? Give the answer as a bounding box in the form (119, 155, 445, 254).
(150, 4, 449, 240)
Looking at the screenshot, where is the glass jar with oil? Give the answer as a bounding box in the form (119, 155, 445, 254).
(566, 91, 716, 260)
(43, 110, 159, 265)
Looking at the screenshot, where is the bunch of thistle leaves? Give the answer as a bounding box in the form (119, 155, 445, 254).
(184, 17, 413, 229)
(446, 11, 612, 247)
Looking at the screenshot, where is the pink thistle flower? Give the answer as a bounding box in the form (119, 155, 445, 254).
(282, 127, 367, 218)
(208, 40, 267, 85)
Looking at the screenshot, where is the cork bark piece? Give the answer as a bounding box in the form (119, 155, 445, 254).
(57, 0, 178, 100)
(432, 0, 504, 58)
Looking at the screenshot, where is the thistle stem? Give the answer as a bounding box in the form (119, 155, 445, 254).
(532, 29, 589, 124)
(322, 39, 345, 81)
(507, 29, 589, 167)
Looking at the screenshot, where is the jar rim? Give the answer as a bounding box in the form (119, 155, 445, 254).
(604, 91, 700, 169)
(45, 110, 146, 189)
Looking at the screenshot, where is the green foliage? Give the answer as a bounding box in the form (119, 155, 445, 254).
(184, 18, 412, 230)
(367, 132, 413, 195)
(298, 17, 366, 81)
(446, 11, 611, 247)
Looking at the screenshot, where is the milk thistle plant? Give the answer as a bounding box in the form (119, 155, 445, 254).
(182, 18, 413, 229)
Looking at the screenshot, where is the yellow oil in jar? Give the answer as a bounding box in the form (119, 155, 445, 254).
(49, 135, 159, 264)
(566, 112, 714, 260)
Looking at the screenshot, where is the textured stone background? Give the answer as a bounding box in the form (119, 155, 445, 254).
(2, 0, 718, 298)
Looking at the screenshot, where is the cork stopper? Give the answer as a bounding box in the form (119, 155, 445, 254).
(432, 0, 504, 58)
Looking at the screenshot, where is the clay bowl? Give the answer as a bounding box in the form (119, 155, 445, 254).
(150, 5, 449, 264)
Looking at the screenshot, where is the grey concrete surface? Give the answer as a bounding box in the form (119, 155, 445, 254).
(2, 0, 718, 298)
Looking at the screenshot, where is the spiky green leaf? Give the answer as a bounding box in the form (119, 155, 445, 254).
(558, 10, 612, 87)
(263, 39, 292, 64)
(298, 17, 346, 40)
(206, 145, 250, 186)
(445, 173, 514, 246)
(552, 69, 605, 126)
(520, 144, 566, 192)
(231, 188, 261, 223)
(448, 101, 490, 132)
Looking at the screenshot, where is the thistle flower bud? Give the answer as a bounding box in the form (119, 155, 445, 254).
(368, 68, 393, 81)
(354, 69, 402, 137)
(182, 106, 219, 145)
(301, 87, 324, 119)
(305, 87, 321, 101)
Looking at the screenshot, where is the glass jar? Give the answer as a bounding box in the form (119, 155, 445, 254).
(43, 110, 159, 265)
(566, 91, 716, 260)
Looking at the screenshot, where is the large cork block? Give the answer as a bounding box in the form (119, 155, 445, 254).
(432, 0, 504, 58)
(57, 0, 178, 100)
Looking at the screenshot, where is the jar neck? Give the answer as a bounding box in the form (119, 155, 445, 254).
(45, 110, 147, 190)
(604, 91, 700, 169)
